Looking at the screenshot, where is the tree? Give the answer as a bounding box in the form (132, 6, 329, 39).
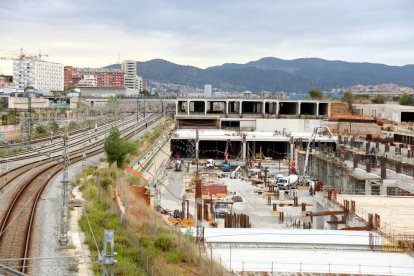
(399, 92, 414, 106)
(107, 96, 117, 114)
(371, 95, 387, 104)
(104, 127, 133, 168)
(342, 91, 354, 103)
(308, 90, 323, 99)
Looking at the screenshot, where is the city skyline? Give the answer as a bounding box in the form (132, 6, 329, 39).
(0, 0, 413, 74)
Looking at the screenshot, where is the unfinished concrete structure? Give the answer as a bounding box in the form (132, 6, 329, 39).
(176, 98, 330, 116)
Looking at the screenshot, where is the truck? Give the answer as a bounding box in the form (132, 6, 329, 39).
(276, 174, 299, 190)
(206, 159, 215, 168)
(214, 201, 231, 218)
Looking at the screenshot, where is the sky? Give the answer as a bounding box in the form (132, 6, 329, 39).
(0, 0, 413, 74)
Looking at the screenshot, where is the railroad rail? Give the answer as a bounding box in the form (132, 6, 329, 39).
(0, 114, 162, 273)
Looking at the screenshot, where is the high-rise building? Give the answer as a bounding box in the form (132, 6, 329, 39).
(204, 84, 212, 97)
(122, 60, 137, 89)
(13, 59, 64, 91)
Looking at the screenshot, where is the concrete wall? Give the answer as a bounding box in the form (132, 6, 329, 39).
(256, 119, 324, 133)
(240, 120, 256, 130)
(326, 122, 381, 137)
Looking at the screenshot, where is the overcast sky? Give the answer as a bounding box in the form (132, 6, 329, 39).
(0, 0, 413, 73)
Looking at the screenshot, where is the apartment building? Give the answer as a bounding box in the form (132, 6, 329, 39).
(64, 66, 124, 89)
(13, 60, 64, 92)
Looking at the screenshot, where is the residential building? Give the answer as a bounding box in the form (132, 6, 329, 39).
(78, 75, 97, 87)
(0, 75, 13, 88)
(122, 60, 137, 89)
(13, 59, 64, 92)
(64, 66, 124, 89)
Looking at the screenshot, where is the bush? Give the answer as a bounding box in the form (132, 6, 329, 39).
(154, 235, 173, 251)
(35, 125, 47, 135)
(68, 121, 79, 130)
(167, 250, 186, 264)
(399, 92, 414, 106)
(372, 95, 387, 104)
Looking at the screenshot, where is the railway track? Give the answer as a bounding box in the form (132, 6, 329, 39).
(0, 114, 140, 193)
(0, 114, 138, 163)
(0, 114, 162, 273)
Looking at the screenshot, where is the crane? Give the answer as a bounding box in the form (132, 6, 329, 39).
(0, 48, 48, 61)
(302, 126, 337, 179)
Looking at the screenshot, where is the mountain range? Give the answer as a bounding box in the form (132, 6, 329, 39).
(106, 57, 414, 93)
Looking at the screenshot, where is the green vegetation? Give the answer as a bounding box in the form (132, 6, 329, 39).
(68, 121, 79, 131)
(308, 89, 324, 99)
(0, 147, 25, 157)
(75, 119, 224, 275)
(107, 96, 117, 114)
(371, 95, 387, 104)
(104, 127, 134, 168)
(341, 91, 354, 103)
(35, 125, 47, 135)
(399, 92, 414, 106)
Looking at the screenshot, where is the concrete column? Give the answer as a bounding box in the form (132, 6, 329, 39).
(263, 101, 266, 115)
(242, 141, 247, 161)
(187, 101, 190, 115)
(381, 158, 387, 179)
(276, 101, 279, 115)
(226, 101, 229, 115)
(316, 103, 319, 117)
(204, 101, 207, 116)
(195, 141, 199, 159)
(290, 141, 294, 163)
(252, 141, 256, 157)
(175, 101, 178, 115)
(297, 102, 301, 115)
(239, 101, 243, 115)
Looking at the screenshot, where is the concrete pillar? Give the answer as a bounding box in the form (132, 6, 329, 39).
(204, 101, 207, 116)
(252, 141, 256, 157)
(225, 101, 229, 115)
(195, 141, 199, 159)
(187, 101, 190, 115)
(276, 101, 279, 115)
(239, 101, 242, 115)
(242, 141, 247, 161)
(353, 154, 359, 169)
(263, 101, 266, 115)
(365, 180, 372, 195)
(297, 102, 301, 115)
(381, 158, 387, 179)
(290, 141, 294, 164)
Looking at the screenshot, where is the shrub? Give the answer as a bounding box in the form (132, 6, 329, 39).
(167, 250, 186, 264)
(154, 235, 173, 251)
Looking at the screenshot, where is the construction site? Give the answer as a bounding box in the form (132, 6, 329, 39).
(146, 98, 414, 275)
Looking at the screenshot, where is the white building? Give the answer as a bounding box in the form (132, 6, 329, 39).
(204, 84, 212, 97)
(13, 59, 64, 92)
(78, 74, 97, 87)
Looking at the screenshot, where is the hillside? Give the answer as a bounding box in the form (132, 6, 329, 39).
(106, 57, 414, 93)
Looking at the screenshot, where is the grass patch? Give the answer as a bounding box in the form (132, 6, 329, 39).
(0, 147, 26, 157)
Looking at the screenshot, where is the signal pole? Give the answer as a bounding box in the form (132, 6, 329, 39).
(59, 130, 69, 247)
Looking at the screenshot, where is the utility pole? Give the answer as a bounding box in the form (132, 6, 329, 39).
(59, 130, 69, 247)
(99, 229, 115, 276)
(27, 95, 32, 149)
